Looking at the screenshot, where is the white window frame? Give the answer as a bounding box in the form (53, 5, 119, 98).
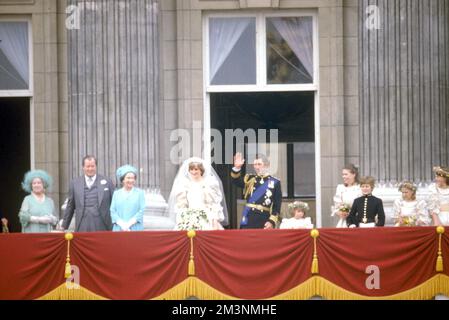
(0, 17, 33, 97)
(202, 9, 322, 227)
(203, 10, 318, 93)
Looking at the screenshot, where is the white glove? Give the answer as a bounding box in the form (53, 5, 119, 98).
(127, 218, 137, 229)
(116, 219, 129, 231)
(30, 216, 40, 223)
(38, 216, 54, 224)
(349, 224, 357, 228)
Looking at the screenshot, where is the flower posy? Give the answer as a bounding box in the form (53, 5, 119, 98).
(176, 209, 208, 230)
(339, 204, 351, 212)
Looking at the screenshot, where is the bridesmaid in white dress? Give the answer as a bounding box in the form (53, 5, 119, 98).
(428, 166, 449, 226)
(332, 164, 362, 228)
(280, 201, 314, 229)
(168, 157, 228, 230)
(392, 181, 430, 227)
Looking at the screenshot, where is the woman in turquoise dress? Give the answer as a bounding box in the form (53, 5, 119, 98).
(19, 170, 58, 233)
(110, 165, 146, 231)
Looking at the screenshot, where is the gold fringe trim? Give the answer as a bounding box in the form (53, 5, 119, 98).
(272, 274, 449, 300)
(35, 274, 449, 300)
(38, 283, 107, 300)
(153, 276, 237, 300)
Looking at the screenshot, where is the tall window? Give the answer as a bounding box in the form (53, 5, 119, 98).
(0, 21, 30, 92)
(206, 12, 316, 91)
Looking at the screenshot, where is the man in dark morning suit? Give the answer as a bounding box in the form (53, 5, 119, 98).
(62, 155, 115, 232)
(347, 176, 385, 227)
(231, 153, 282, 229)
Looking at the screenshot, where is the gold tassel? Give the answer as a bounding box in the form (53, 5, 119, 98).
(187, 230, 196, 276)
(64, 233, 74, 279)
(188, 259, 195, 276)
(310, 229, 320, 275)
(436, 226, 445, 272)
(312, 255, 319, 275)
(436, 255, 443, 273)
(65, 261, 72, 279)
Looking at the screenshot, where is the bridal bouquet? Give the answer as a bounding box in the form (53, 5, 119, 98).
(176, 208, 208, 230)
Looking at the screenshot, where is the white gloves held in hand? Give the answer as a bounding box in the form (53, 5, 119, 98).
(30, 215, 54, 224)
(116, 218, 138, 231)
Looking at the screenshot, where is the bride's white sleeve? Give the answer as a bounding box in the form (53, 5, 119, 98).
(175, 190, 188, 210)
(204, 180, 225, 222)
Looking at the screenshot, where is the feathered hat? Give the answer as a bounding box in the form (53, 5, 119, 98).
(21, 170, 53, 193)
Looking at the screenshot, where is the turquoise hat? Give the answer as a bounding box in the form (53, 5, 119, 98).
(21, 170, 53, 193)
(116, 165, 138, 182)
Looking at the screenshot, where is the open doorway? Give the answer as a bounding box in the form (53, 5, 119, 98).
(0, 97, 30, 232)
(210, 91, 316, 229)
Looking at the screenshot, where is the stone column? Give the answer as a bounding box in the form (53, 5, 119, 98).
(67, 0, 161, 188)
(359, 0, 449, 183)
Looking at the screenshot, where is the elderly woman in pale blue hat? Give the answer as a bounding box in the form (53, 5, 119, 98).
(110, 165, 146, 231)
(19, 170, 58, 233)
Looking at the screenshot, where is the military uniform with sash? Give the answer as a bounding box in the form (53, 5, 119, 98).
(231, 168, 282, 229)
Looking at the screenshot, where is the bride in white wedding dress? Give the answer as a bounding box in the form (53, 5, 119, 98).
(168, 157, 228, 230)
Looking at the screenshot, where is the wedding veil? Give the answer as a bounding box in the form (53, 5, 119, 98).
(167, 157, 229, 227)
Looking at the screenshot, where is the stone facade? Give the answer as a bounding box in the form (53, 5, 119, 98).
(0, 0, 361, 227)
(160, 0, 360, 227)
(0, 0, 68, 216)
(2, 0, 447, 228)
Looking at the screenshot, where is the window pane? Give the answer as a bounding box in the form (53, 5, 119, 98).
(209, 17, 256, 85)
(266, 17, 313, 84)
(0, 22, 29, 90)
(294, 143, 315, 197)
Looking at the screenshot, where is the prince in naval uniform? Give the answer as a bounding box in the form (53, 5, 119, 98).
(347, 176, 385, 228)
(231, 153, 282, 229)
